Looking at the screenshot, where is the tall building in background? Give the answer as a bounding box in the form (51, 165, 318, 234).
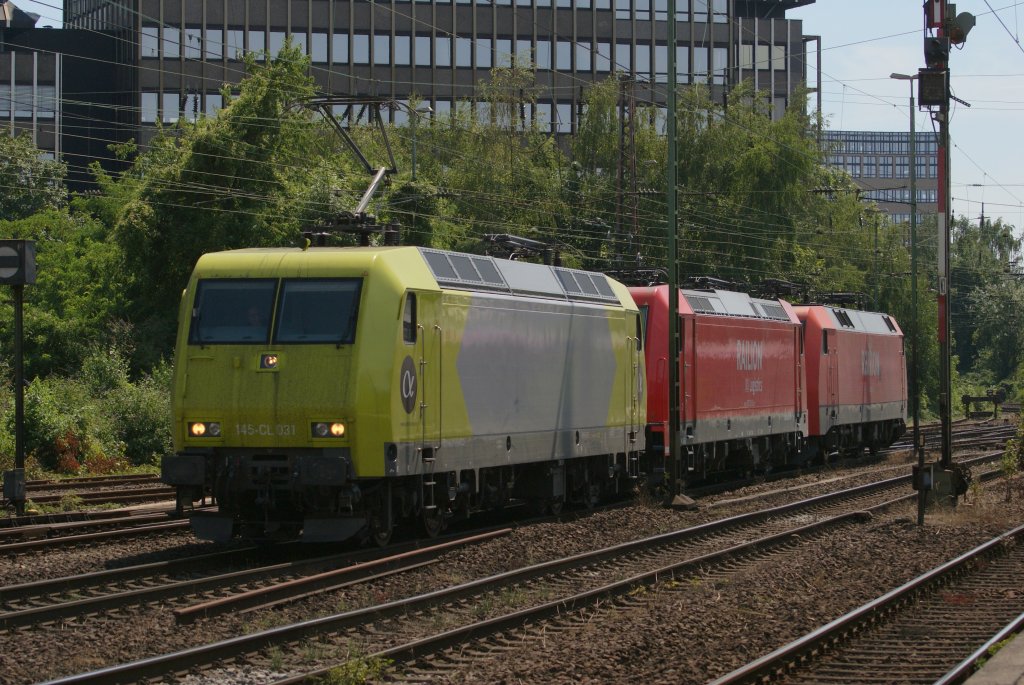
(1, 0, 817, 183)
(823, 130, 939, 226)
(58, 0, 814, 144)
(1, 1, 134, 187)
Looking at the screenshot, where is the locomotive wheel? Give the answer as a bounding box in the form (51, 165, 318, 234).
(367, 484, 394, 547)
(549, 497, 564, 516)
(369, 514, 393, 547)
(422, 506, 445, 538)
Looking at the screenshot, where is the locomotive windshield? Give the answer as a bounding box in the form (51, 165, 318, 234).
(189, 279, 276, 344)
(273, 278, 363, 344)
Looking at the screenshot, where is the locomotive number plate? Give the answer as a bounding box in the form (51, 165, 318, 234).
(235, 423, 296, 437)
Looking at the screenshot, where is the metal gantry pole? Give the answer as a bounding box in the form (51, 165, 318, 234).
(666, 0, 681, 503)
(909, 89, 925, 526)
(937, 105, 952, 470)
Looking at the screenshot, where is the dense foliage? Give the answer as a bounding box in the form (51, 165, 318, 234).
(0, 44, 1019, 473)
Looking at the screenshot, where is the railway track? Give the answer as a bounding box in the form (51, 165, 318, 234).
(22, 485, 174, 507)
(0, 529, 510, 631)
(885, 421, 1014, 455)
(1, 473, 174, 514)
(0, 516, 190, 554)
(25, 473, 161, 492)
(36, 457, 1005, 684)
(710, 523, 1024, 685)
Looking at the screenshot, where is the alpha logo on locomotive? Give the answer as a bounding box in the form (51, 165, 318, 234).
(400, 355, 418, 414)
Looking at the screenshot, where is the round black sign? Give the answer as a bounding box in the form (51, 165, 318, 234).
(400, 356, 417, 414)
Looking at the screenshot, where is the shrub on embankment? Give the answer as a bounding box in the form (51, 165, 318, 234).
(0, 346, 172, 476)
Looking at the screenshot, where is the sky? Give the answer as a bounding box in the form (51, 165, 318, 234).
(789, 0, 1024, 230)
(9, 0, 1024, 229)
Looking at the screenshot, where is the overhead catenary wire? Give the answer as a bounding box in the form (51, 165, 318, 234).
(6, 0, 1015, 262)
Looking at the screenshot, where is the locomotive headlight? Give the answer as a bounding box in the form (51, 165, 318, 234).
(188, 421, 221, 437)
(312, 422, 346, 438)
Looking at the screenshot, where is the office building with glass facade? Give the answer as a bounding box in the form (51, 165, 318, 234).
(58, 0, 815, 141)
(1, 2, 133, 186)
(2, 0, 817, 185)
(823, 130, 940, 226)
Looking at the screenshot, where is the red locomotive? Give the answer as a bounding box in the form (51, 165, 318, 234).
(794, 305, 907, 459)
(631, 285, 907, 487)
(630, 285, 807, 484)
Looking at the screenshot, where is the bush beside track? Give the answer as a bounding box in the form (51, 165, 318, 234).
(0, 345, 171, 478)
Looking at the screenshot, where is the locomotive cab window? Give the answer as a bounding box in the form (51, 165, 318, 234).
(189, 279, 276, 344)
(403, 293, 417, 344)
(822, 329, 829, 354)
(274, 278, 363, 344)
(635, 312, 644, 350)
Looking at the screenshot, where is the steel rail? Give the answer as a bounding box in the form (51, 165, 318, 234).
(38, 471, 931, 685)
(707, 521, 1024, 685)
(0, 508, 146, 530)
(0, 520, 189, 554)
(286, 466, 1010, 685)
(25, 475, 159, 492)
(0, 512, 172, 541)
(25, 487, 174, 506)
(261, 464, 1008, 685)
(173, 528, 512, 623)
(0, 529, 510, 630)
(282, 508, 888, 685)
(934, 609, 1024, 685)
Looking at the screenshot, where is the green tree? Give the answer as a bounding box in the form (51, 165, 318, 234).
(670, 82, 862, 289)
(0, 133, 67, 220)
(967, 278, 1024, 381)
(951, 215, 1022, 375)
(389, 66, 570, 256)
(105, 41, 346, 360)
(570, 76, 666, 271)
(0, 209, 126, 377)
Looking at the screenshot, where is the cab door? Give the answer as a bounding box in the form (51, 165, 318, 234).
(405, 291, 442, 465)
(825, 328, 838, 428)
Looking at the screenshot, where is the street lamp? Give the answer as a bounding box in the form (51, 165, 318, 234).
(891, 71, 924, 525)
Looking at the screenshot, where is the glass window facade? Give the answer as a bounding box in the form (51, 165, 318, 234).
(333, 33, 349, 64)
(112, 0, 815, 151)
(141, 26, 159, 58)
(312, 32, 328, 63)
(163, 26, 180, 59)
(206, 29, 223, 60)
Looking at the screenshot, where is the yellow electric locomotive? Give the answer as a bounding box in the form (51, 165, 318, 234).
(162, 246, 646, 544)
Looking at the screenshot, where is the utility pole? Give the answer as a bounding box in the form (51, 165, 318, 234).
(928, 2, 954, 474)
(919, 1, 974, 504)
(666, 0, 683, 508)
(893, 71, 924, 524)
